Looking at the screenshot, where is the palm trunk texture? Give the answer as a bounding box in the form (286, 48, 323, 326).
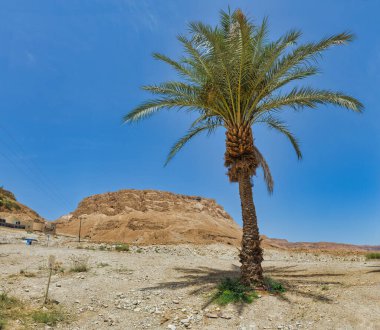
(238, 170, 264, 285)
(225, 125, 264, 286)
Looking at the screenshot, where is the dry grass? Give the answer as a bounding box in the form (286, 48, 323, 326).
(0, 292, 68, 329)
(31, 308, 66, 326)
(69, 255, 90, 272)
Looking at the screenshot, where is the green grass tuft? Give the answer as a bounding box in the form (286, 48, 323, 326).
(212, 278, 258, 305)
(264, 276, 286, 293)
(115, 244, 130, 252)
(0, 293, 23, 329)
(31, 308, 65, 326)
(70, 264, 88, 272)
(0, 317, 5, 330)
(69, 256, 89, 273)
(0, 292, 67, 328)
(366, 252, 380, 260)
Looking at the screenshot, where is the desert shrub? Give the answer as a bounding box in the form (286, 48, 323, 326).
(31, 308, 65, 326)
(0, 293, 22, 329)
(0, 197, 20, 211)
(264, 276, 286, 293)
(20, 269, 36, 277)
(0, 292, 17, 307)
(366, 253, 380, 260)
(212, 278, 258, 305)
(115, 243, 130, 252)
(69, 256, 89, 272)
(0, 293, 67, 328)
(53, 261, 65, 274)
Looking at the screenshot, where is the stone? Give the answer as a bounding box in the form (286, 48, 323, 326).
(220, 314, 232, 319)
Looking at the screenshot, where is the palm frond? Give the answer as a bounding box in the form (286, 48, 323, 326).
(258, 116, 302, 159)
(256, 87, 363, 115)
(253, 145, 274, 193)
(123, 98, 202, 123)
(165, 120, 221, 165)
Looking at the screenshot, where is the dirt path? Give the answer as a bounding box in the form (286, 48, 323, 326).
(0, 231, 379, 329)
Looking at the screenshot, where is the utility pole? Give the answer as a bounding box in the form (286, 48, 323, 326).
(78, 217, 82, 243)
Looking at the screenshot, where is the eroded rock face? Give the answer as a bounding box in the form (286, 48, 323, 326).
(0, 187, 44, 225)
(55, 189, 242, 246)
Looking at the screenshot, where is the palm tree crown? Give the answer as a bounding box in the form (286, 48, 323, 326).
(124, 8, 363, 192)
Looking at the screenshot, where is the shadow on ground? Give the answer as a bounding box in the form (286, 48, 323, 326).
(141, 264, 344, 313)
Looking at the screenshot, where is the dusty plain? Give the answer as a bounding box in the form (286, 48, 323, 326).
(0, 228, 379, 330)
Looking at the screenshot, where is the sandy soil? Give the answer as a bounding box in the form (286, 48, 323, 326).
(0, 229, 379, 330)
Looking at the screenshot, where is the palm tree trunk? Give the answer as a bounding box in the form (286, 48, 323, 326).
(238, 169, 264, 286)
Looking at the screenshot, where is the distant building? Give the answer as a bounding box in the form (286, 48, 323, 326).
(0, 218, 55, 234)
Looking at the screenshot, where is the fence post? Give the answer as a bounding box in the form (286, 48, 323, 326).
(44, 255, 55, 304)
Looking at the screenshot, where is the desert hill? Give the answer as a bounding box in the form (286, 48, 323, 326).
(260, 236, 380, 252)
(55, 189, 380, 252)
(0, 187, 45, 225)
(55, 189, 241, 245)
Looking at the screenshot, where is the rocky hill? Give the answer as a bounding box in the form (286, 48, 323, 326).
(55, 189, 242, 245)
(55, 188, 379, 251)
(0, 187, 44, 224)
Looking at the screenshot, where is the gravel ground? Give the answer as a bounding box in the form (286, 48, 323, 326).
(0, 229, 379, 330)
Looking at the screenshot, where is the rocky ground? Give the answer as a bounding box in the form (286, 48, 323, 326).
(0, 228, 379, 330)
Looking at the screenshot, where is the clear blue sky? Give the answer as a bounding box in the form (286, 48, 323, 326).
(0, 1, 379, 245)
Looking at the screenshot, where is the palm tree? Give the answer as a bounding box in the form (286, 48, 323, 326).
(123, 9, 363, 286)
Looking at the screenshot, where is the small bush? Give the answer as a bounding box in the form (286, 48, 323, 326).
(53, 261, 65, 274)
(0, 293, 17, 307)
(20, 269, 36, 277)
(115, 244, 130, 252)
(69, 256, 89, 272)
(0, 293, 22, 329)
(0, 293, 67, 328)
(212, 278, 258, 305)
(264, 277, 286, 293)
(366, 253, 380, 260)
(0, 317, 5, 330)
(31, 308, 65, 326)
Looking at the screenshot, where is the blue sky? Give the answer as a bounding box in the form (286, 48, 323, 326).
(0, 0, 379, 245)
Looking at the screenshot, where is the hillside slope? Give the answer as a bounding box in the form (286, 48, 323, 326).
(55, 189, 242, 245)
(0, 187, 45, 224)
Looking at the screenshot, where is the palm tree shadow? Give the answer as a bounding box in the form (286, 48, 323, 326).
(366, 268, 380, 273)
(141, 264, 340, 314)
(265, 266, 341, 303)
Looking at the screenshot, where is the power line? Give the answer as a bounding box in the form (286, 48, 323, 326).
(0, 124, 71, 210)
